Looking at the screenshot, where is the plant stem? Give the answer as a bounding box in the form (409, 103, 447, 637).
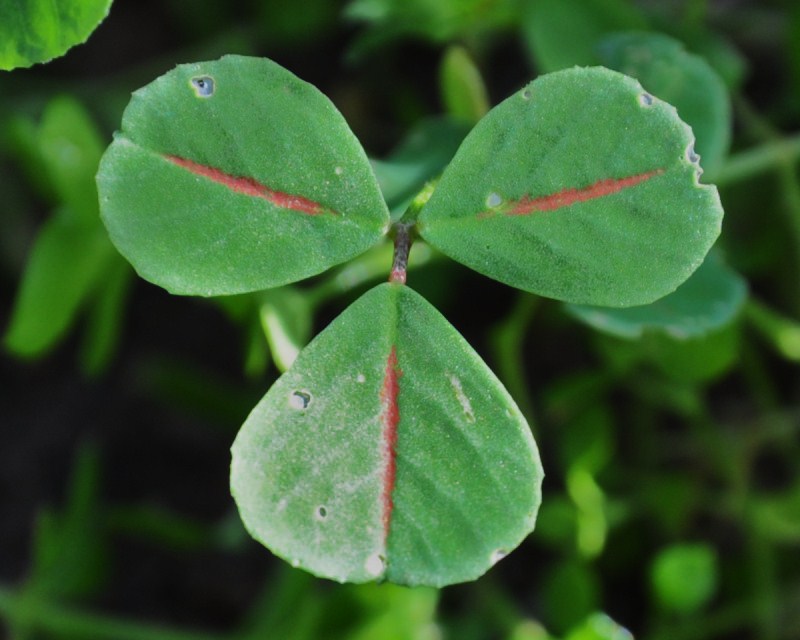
(744, 297, 800, 361)
(710, 134, 800, 187)
(0, 584, 227, 640)
(730, 97, 800, 313)
(389, 223, 412, 284)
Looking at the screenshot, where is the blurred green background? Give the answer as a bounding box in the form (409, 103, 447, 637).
(2, 0, 800, 638)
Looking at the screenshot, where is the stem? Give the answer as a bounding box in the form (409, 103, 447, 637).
(744, 297, 800, 361)
(731, 97, 800, 313)
(710, 134, 800, 187)
(0, 584, 226, 640)
(389, 224, 412, 284)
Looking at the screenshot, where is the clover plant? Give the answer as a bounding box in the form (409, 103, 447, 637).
(96, 55, 723, 587)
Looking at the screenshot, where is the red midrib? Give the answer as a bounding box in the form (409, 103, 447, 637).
(491, 169, 664, 217)
(379, 346, 401, 539)
(165, 155, 328, 215)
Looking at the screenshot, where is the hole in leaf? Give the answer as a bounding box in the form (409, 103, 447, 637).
(486, 192, 503, 208)
(521, 88, 532, 100)
(190, 76, 215, 98)
(639, 92, 654, 107)
(289, 390, 312, 410)
(316, 506, 328, 519)
(686, 143, 700, 164)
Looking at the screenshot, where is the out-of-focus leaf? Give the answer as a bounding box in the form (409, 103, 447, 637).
(564, 613, 634, 640)
(79, 257, 132, 376)
(541, 560, 601, 634)
(439, 45, 489, 125)
(345, 0, 519, 56)
(259, 286, 313, 372)
(4, 212, 114, 358)
(27, 444, 107, 601)
(0, 0, 112, 70)
(38, 96, 106, 223)
(650, 543, 718, 614)
(645, 323, 741, 383)
(371, 117, 469, 216)
(347, 583, 439, 640)
(565, 252, 747, 340)
(522, 0, 647, 73)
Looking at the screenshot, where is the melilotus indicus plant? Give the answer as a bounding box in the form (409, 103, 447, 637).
(96, 55, 723, 587)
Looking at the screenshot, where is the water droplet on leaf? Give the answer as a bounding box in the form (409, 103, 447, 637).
(486, 192, 503, 208)
(289, 390, 311, 410)
(356, 373, 366, 383)
(334, 166, 343, 175)
(521, 88, 532, 100)
(365, 553, 386, 576)
(639, 92, 654, 107)
(190, 76, 215, 98)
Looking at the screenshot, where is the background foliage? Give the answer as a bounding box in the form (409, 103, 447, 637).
(2, 0, 800, 638)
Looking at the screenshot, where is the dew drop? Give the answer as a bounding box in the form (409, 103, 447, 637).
(365, 552, 386, 576)
(490, 549, 508, 565)
(486, 192, 503, 208)
(356, 373, 366, 383)
(289, 390, 312, 410)
(521, 88, 532, 100)
(334, 166, 343, 176)
(639, 92, 653, 107)
(190, 76, 215, 98)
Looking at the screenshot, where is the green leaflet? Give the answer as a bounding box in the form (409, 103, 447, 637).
(0, 0, 112, 70)
(597, 32, 732, 175)
(97, 55, 389, 296)
(418, 66, 723, 307)
(231, 283, 542, 587)
(4, 213, 114, 358)
(259, 287, 312, 372)
(38, 96, 107, 223)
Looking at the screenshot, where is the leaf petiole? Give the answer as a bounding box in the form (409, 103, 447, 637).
(389, 223, 413, 284)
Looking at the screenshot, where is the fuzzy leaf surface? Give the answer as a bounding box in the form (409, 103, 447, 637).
(231, 283, 542, 587)
(597, 32, 731, 175)
(418, 66, 723, 306)
(98, 55, 389, 296)
(0, 0, 111, 70)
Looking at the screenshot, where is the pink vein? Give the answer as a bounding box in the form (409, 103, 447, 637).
(165, 155, 329, 215)
(501, 169, 664, 216)
(379, 346, 401, 539)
